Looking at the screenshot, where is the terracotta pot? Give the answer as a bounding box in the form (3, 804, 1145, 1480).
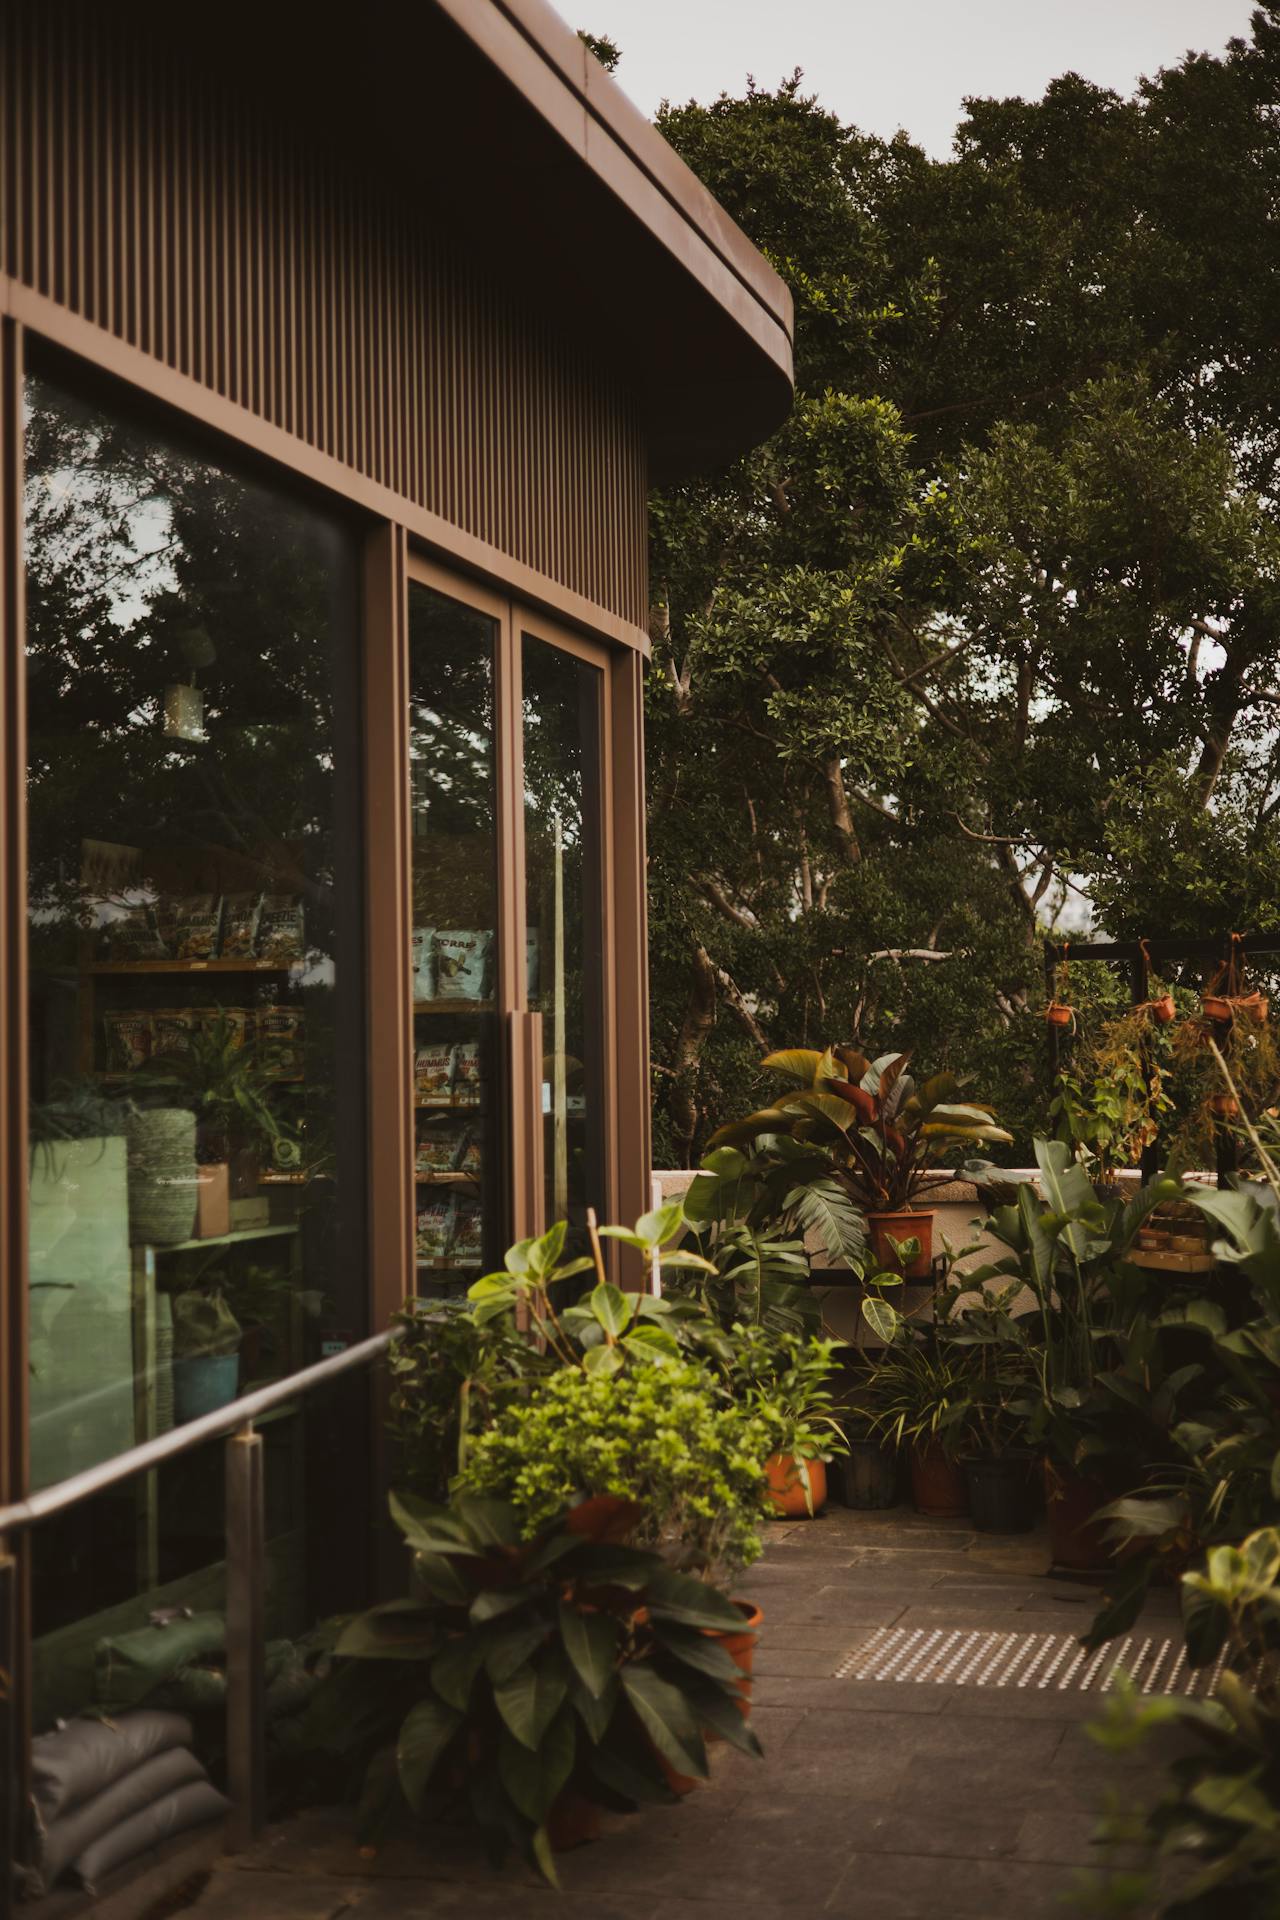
(866, 1209, 934, 1280)
(1202, 994, 1232, 1023)
(1045, 1464, 1113, 1571)
(547, 1789, 602, 1851)
(706, 1600, 763, 1719)
(1149, 995, 1176, 1025)
(765, 1453, 827, 1517)
(1045, 1002, 1074, 1028)
(1208, 1094, 1239, 1119)
(910, 1443, 969, 1518)
(1231, 991, 1269, 1024)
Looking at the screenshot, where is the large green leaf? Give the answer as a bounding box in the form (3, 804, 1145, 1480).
(494, 1648, 569, 1751)
(569, 1671, 619, 1744)
(620, 1666, 709, 1779)
(583, 1343, 625, 1377)
(1033, 1138, 1096, 1258)
(650, 1622, 742, 1682)
(760, 1048, 825, 1086)
(470, 1587, 531, 1625)
(485, 1619, 548, 1685)
(499, 1708, 576, 1823)
(785, 1177, 868, 1269)
(451, 1497, 521, 1548)
(559, 1600, 620, 1699)
(584, 1738, 675, 1805)
(589, 1283, 632, 1337)
(396, 1696, 462, 1811)
(706, 1108, 797, 1148)
(407, 1551, 471, 1605)
(644, 1567, 744, 1631)
(336, 1599, 440, 1661)
(430, 1633, 490, 1710)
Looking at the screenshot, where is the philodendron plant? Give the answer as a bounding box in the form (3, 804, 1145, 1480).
(709, 1046, 1012, 1214)
(313, 1492, 761, 1884)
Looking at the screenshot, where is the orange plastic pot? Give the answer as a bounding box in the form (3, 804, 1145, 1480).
(1149, 994, 1176, 1025)
(706, 1600, 763, 1720)
(547, 1790, 603, 1851)
(1202, 994, 1232, 1024)
(866, 1209, 934, 1280)
(1208, 1093, 1239, 1119)
(910, 1443, 968, 1518)
(1045, 1003, 1074, 1028)
(766, 1453, 827, 1517)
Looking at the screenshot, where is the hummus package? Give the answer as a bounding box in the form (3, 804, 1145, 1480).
(166, 894, 222, 962)
(109, 904, 168, 961)
(455, 1130, 483, 1177)
(416, 1198, 454, 1263)
(434, 931, 491, 1002)
(449, 1199, 485, 1268)
(152, 1007, 200, 1058)
(221, 893, 263, 960)
(257, 1006, 304, 1079)
(452, 1040, 482, 1104)
(104, 1008, 153, 1071)
(415, 1122, 467, 1175)
(257, 895, 305, 965)
(411, 927, 435, 1002)
(415, 1042, 455, 1104)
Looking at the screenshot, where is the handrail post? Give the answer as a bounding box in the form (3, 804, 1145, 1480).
(224, 1428, 265, 1851)
(1, 1552, 16, 1920)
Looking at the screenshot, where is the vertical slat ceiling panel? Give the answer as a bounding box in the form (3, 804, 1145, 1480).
(1, 12, 647, 627)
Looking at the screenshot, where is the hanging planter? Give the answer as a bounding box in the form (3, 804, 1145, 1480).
(1045, 1002, 1075, 1029)
(1208, 1092, 1240, 1120)
(1202, 993, 1232, 1024)
(1149, 993, 1176, 1025)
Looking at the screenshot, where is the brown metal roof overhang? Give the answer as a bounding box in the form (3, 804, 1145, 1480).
(218, 0, 795, 482)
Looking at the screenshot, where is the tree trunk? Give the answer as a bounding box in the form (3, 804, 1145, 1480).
(668, 944, 717, 1159)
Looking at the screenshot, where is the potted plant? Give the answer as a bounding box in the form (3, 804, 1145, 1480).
(308, 1492, 762, 1881)
(731, 1330, 848, 1518)
(132, 1014, 296, 1218)
(170, 1287, 241, 1423)
(866, 1334, 973, 1516)
(831, 1361, 898, 1509)
(708, 1046, 1011, 1280)
(1049, 1009, 1173, 1200)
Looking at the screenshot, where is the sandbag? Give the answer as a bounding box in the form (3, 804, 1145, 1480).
(70, 1779, 228, 1893)
(94, 1613, 224, 1712)
(36, 1747, 206, 1894)
(30, 1711, 193, 1823)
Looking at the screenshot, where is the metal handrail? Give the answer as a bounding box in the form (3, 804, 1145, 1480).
(0, 1328, 395, 1535)
(0, 1324, 399, 1916)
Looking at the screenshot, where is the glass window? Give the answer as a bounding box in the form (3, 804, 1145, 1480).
(23, 360, 365, 1698)
(408, 583, 504, 1294)
(522, 634, 606, 1236)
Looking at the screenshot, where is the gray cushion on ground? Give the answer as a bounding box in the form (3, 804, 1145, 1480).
(38, 1746, 207, 1893)
(70, 1778, 229, 1892)
(31, 1711, 194, 1822)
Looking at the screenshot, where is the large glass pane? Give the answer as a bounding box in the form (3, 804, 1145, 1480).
(408, 584, 504, 1295)
(24, 359, 366, 1712)
(522, 635, 606, 1236)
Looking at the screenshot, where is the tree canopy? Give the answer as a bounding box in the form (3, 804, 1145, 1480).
(645, 8, 1280, 1163)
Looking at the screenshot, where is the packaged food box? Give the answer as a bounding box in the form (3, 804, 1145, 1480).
(165, 894, 222, 962)
(257, 895, 305, 965)
(416, 1198, 454, 1262)
(104, 1008, 153, 1071)
(221, 892, 263, 959)
(455, 1130, 483, 1176)
(415, 1042, 455, 1103)
(411, 927, 435, 1001)
(152, 1007, 200, 1057)
(257, 1005, 304, 1078)
(449, 1198, 485, 1267)
(108, 904, 168, 961)
(415, 1122, 467, 1174)
(452, 1039, 482, 1103)
(434, 930, 491, 1001)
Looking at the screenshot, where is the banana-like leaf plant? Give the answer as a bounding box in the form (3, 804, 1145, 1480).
(305, 1491, 761, 1884)
(708, 1045, 1012, 1214)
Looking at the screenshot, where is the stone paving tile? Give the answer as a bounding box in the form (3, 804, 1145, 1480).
(825, 1850, 1109, 1918)
(750, 1676, 948, 1715)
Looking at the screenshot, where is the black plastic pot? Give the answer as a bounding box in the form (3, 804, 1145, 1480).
(835, 1439, 898, 1510)
(965, 1453, 1035, 1534)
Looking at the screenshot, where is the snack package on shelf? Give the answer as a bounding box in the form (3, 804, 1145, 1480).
(449, 1197, 485, 1268)
(411, 927, 435, 1001)
(452, 1039, 483, 1104)
(103, 1008, 153, 1071)
(455, 1129, 483, 1176)
(257, 895, 305, 965)
(165, 894, 222, 961)
(415, 1121, 468, 1175)
(152, 1007, 200, 1057)
(107, 903, 168, 961)
(416, 1197, 454, 1263)
(434, 930, 492, 1001)
(221, 892, 263, 959)
(217, 1006, 254, 1050)
(415, 1042, 455, 1104)
(257, 1006, 304, 1079)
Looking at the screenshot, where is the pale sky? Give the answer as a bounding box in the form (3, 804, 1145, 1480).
(579, 0, 1260, 157)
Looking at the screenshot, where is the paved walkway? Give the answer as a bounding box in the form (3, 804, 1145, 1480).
(185, 1508, 1185, 1920)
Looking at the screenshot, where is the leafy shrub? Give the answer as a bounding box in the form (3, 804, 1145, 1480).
(455, 1358, 775, 1578)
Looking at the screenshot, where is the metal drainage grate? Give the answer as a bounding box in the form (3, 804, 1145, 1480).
(834, 1626, 1229, 1696)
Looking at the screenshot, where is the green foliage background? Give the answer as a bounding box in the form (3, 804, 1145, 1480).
(641, 10, 1280, 1165)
